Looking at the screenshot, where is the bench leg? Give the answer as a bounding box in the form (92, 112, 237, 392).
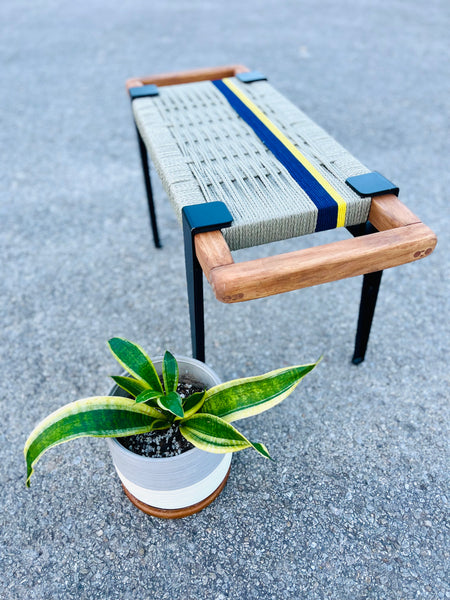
(352, 269, 383, 364)
(347, 222, 383, 364)
(135, 126, 162, 249)
(185, 247, 206, 363)
(181, 202, 233, 362)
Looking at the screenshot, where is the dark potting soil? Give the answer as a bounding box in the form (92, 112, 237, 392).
(118, 377, 205, 458)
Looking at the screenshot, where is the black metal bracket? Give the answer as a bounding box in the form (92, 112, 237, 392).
(236, 71, 267, 83)
(346, 171, 399, 197)
(129, 84, 159, 100)
(182, 202, 233, 362)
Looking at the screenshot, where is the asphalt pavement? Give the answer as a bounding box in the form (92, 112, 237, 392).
(1, 1, 449, 598)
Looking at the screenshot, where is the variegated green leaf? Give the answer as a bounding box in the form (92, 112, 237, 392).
(135, 389, 164, 406)
(179, 414, 271, 458)
(162, 351, 178, 394)
(181, 391, 205, 419)
(24, 397, 163, 487)
(157, 391, 184, 419)
(110, 375, 150, 398)
(201, 362, 319, 423)
(251, 442, 272, 460)
(151, 420, 172, 431)
(108, 338, 163, 393)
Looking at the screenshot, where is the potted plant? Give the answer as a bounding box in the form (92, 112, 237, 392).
(24, 338, 319, 518)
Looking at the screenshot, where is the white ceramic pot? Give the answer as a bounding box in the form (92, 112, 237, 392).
(106, 356, 232, 518)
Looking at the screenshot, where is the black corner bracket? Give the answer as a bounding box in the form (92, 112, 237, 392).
(236, 71, 267, 84)
(182, 201, 233, 237)
(129, 84, 159, 100)
(182, 200, 233, 277)
(346, 171, 399, 197)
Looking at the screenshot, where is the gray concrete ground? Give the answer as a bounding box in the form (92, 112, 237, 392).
(1, 1, 449, 598)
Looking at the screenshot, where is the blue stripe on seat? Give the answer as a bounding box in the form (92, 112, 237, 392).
(212, 78, 338, 232)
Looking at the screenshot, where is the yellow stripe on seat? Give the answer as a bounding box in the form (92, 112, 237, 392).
(222, 78, 347, 227)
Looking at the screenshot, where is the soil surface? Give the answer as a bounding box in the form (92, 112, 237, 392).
(118, 377, 205, 458)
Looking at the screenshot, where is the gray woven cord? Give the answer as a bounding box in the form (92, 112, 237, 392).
(132, 78, 371, 251)
(231, 78, 371, 226)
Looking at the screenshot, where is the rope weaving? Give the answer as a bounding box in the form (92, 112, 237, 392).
(132, 77, 371, 250)
(213, 78, 346, 232)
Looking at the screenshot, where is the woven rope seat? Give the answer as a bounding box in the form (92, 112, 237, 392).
(133, 76, 371, 251)
(127, 65, 436, 364)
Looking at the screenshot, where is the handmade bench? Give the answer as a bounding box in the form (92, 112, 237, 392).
(126, 65, 437, 363)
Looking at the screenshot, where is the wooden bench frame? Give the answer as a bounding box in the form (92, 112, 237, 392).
(127, 65, 437, 363)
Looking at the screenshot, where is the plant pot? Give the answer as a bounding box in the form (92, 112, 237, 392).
(106, 356, 232, 518)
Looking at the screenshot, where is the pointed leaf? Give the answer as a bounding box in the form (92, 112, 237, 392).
(24, 397, 163, 487)
(179, 414, 271, 458)
(135, 389, 164, 406)
(151, 420, 173, 431)
(251, 442, 273, 460)
(162, 351, 178, 394)
(181, 391, 205, 419)
(110, 375, 150, 398)
(108, 338, 163, 392)
(201, 361, 319, 423)
(157, 391, 184, 419)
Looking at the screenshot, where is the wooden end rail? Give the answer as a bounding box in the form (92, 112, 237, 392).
(195, 195, 437, 303)
(126, 64, 249, 91)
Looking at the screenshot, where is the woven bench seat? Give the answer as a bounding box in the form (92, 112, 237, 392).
(126, 65, 437, 363)
(132, 75, 371, 250)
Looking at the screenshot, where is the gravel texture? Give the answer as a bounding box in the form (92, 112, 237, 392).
(118, 425, 194, 458)
(1, 1, 449, 599)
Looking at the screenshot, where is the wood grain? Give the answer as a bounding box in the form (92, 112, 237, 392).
(126, 64, 249, 91)
(194, 230, 234, 282)
(369, 194, 421, 230)
(192, 194, 437, 304)
(205, 223, 436, 303)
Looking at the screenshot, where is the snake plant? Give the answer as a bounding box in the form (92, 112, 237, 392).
(24, 338, 319, 486)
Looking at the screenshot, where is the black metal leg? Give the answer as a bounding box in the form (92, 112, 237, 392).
(347, 222, 383, 365)
(184, 243, 206, 363)
(135, 126, 161, 248)
(352, 269, 383, 364)
(182, 202, 233, 361)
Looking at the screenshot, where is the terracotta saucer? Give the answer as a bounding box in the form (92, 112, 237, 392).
(122, 465, 231, 519)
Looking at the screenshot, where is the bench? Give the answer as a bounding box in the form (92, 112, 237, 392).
(126, 65, 437, 363)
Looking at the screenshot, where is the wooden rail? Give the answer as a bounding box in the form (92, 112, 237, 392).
(195, 195, 437, 303)
(126, 65, 249, 91)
